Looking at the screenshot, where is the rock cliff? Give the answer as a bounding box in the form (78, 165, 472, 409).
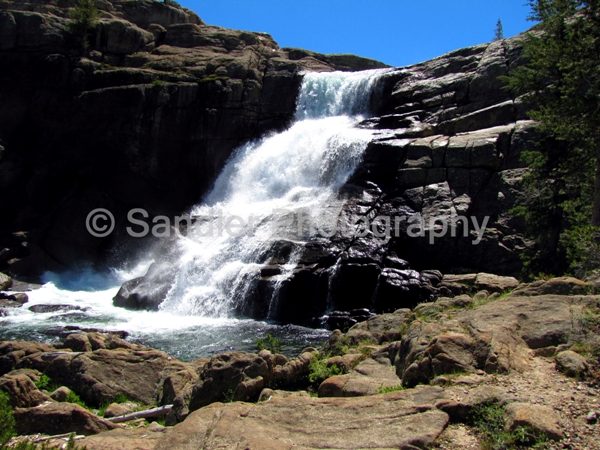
(0, 0, 387, 275)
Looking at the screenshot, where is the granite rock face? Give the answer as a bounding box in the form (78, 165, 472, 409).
(0, 0, 386, 276)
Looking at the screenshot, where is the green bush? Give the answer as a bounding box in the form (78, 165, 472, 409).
(469, 399, 548, 449)
(255, 333, 282, 354)
(307, 354, 345, 387)
(0, 391, 15, 446)
(65, 391, 88, 409)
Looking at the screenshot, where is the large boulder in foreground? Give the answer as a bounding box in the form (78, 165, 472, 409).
(43, 344, 188, 406)
(14, 402, 117, 436)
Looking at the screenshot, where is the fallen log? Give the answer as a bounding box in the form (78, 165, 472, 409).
(105, 404, 172, 423)
(33, 433, 84, 443)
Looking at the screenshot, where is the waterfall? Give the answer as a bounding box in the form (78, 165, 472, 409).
(159, 69, 386, 317)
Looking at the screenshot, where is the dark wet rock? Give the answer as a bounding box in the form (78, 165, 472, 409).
(29, 304, 88, 313)
(113, 260, 179, 310)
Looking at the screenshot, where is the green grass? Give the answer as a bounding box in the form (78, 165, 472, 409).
(376, 385, 405, 394)
(65, 391, 88, 409)
(223, 388, 235, 403)
(97, 402, 110, 417)
(577, 306, 600, 331)
(0, 391, 14, 446)
(152, 79, 164, 87)
(469, 291, 512, 310)
(255, 333, 282, 354)
(308, 354, 346, 387)
(469, 399, 549, 449)
(34, 374, 59, 393)
(571, 342, 600, 360)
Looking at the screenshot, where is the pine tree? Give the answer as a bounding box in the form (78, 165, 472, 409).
(68, 0, 99, 50)
(493, 19, 504, 41)
(504, 0, 600, 275)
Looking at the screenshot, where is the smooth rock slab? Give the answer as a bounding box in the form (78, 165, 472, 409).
(318, 358, 402, 397)
(156, 386, 450, 449)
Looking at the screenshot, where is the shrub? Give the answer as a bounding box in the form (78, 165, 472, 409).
(469, 399, 548, 449)
(255, 333, 282, 354)
(307, 354, 345, 387)
(68, 0, 99, 50)
(65, 391, 87, 409)
(0, 391, 15, 446)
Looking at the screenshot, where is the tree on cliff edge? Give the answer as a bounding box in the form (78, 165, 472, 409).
(68, 0, 99, 50)
(493, 19, 504, 41)
(506, 0, 600, 275)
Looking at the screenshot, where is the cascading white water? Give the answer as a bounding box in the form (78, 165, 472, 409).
(159, 69, 386, 317)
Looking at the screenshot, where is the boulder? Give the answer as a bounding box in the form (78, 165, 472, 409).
(512, 277, 590, 296)
(0, 341, 57, 376)
(113, 263, 178, 311)
(0, 272, 12, 290)
(28, 304, 88, 313)
(474, 273, 519, 293)
(346, 308, 410, 345)
(504, 402, 564, 441)
(14, 402, 117, 436)
(40, 345, 189, 407)
(63, 333, 93, 352)
(188, 352, 271, 412)
(103, 402, 133, 418)
(50, 386, 72, 402)
(7, 293, 28, 304)
(391, 294, 599, 385)
(555, 350, 588, 377)
(0, 372, 52, 407)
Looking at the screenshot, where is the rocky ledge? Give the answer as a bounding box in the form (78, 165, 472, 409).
(1, 276, 599, 449)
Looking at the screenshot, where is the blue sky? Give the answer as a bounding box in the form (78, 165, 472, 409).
(177, 0, 533, 67)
